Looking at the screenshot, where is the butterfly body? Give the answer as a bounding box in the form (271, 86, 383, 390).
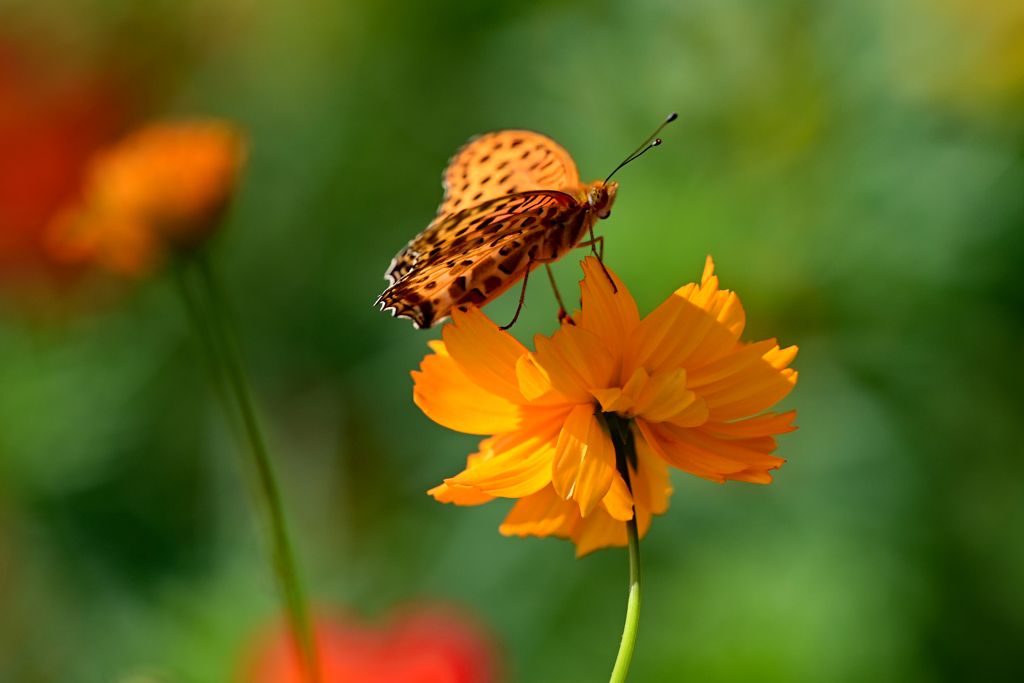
(378, 130, 617, 329)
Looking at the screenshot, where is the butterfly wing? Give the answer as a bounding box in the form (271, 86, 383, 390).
(378, 191, 589, 328)
(437, 130, 580, 216)
(386, 131, 582, 285)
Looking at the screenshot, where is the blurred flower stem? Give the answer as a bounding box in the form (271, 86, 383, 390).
(173, 253, 320, 683)
(607, 413, 642, 683)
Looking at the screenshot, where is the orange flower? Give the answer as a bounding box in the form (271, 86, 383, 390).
(416, 256, 798, 557)
(45, 120, 246, 276)
(241, 608, 499, 683)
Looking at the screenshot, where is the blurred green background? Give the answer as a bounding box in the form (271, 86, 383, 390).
(1, 0, 1023, 681)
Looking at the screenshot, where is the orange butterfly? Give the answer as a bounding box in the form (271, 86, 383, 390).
(378, 116, 675, 329)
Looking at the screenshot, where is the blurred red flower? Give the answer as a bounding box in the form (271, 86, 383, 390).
(0, 37, 132, 294)
(241, 607, 501, 683)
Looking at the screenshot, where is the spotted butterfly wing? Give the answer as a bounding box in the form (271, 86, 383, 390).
(381, 192, 593, 327)
(434, 130, 580, 216)
(379, 130, 615, 328)
(385, 131, 581, 284)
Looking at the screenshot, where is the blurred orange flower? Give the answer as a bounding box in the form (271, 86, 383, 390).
(46, 120, 247, 276)
(417, 256, 798, 557)
(242, 608, 499, 683)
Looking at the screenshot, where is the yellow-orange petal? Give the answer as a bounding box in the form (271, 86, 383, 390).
(663, 396, 709, 428)
(591, 387, 634, 413)
(706, 373, 797, 419)
(551, 404, 616, 516)
(640, 418, 784, 485)
(557, 441, 670, 555)
(722, 469, 776, 484)
(599, 471, 635, 522)
(682, 287, 745, 368)
(472, 405, 573, 457)
(631, 367, 707, 426)
(669, 422, 786, 471)
(686, 339, 779, 388)
(570, 508, 627, 558)
(578, 256, 639, 375)
(551, 404, 596, 500)
(679, 260, 745, 370)
(499, 457, 666, 556)
(499, 486, 576, 538)
(443, 307, 530, 404)
(701, 345, 798, 421)
(428, 482, 495, 505)
(622, 282, 695, 376)
(412, 344, 523, 435)
(701, 254, 715, 284)
(570, 420, 616, 518)
(633, 425, 672, 517)
(427, 339, 448, 356)
(636, 418, 741, 483)
(445, 435, 555, 498)
(515, 354, 567, 405)
(624, 258, 746, 377)
(702, 410, 798, 437)
(534, 325, 615, 403)
(620, 366, 648, 402)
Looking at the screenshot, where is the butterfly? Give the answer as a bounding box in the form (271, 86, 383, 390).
(377, 115, 675, 329)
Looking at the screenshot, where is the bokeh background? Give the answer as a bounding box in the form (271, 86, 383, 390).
(2, 0, 1023, 681)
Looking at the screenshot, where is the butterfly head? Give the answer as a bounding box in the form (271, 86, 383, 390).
(587, 180, 618, 219)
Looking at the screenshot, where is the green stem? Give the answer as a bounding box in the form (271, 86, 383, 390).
(172, 263, 232, 413)
(177, 255, 320, 683)
(609, 515, 642, 683)
(607, 414, 642, 683)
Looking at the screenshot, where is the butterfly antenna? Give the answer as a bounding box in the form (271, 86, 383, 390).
(630, 112, 678, 157)
(604, 112, 677, 184)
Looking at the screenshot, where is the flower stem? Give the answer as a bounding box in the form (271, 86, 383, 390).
(609, 515, 642, 683)
(175, 255, 320, 683)
(607, 413, 642, 683)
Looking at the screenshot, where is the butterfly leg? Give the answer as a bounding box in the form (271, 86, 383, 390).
(577, 235, 605, 260)
(544, 264, 575, 326)
(583, 226, 617, 293)
(499, 255, 534, 331)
